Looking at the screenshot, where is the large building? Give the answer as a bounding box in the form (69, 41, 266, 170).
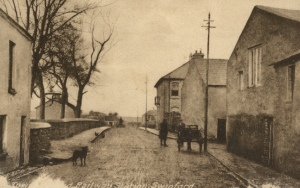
(155, 51, 227, 140)
(226, 5, 300, 178)
(0, 8, 33, 173)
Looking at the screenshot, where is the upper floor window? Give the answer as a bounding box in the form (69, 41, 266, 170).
(238, 71, 244, 90)
(248, 46, 262, 87)
(287, 64, 295, 101)
(8, 41, 16, 95)
(171, 82, 179, 96)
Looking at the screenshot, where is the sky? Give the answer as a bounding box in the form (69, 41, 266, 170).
(31, 0, 300, 117)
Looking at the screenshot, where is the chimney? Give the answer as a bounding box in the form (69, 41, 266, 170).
(190, 49, 205, 60)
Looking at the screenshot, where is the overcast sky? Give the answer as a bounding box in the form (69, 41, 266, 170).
(31, 0, 300, 117)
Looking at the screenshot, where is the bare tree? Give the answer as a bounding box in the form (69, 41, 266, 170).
(70, 22, 114, 117)
(45, 23, 79, 118)
(0, 0, 113, 119)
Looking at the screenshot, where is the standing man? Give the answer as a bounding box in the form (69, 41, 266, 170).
(159, 118, 168, 147)
(119, 117, 123, 128)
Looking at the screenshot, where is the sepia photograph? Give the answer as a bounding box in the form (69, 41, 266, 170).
(1, 0, 300, 187)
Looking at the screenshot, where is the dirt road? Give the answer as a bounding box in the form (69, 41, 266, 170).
(16, 125, 242, 188)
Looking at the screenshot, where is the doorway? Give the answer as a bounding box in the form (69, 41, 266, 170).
(262, 117, 273, 167)
(217, 119, 226, 143)
(19, 116, 26, 166)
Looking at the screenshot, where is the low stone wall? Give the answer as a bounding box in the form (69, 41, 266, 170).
(30, 122, 52, 164)
(227, 114, 273, 165)
(29, 118, 104, 164)
(31, 118, 104, 140)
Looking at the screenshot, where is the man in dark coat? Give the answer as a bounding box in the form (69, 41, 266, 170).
(159, 118, 168, 147)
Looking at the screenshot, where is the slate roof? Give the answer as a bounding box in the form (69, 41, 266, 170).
(256, 5, 300, 23)
(154, 58, 227, 87)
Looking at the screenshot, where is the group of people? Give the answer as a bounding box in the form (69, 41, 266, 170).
(159, 118, 186, 147)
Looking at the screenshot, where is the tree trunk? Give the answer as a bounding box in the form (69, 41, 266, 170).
(60, 86, 68, 119)
(74, 86, 84, 118)
(37, 72, 45, 119)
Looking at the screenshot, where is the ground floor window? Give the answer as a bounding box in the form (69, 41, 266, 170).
(0, 115, 6, 153)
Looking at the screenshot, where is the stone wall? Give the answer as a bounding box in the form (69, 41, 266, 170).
(227, 115, 272, 164)
(29, 119, 104, 164)
(226, 7, 300, 178)
(273, 61, 300, 179)
(29, 122, 51, 164)
(31, 119, 103, 140)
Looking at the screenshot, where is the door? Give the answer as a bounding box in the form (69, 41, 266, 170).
(19, 116, 26, 166)
(262, 117, 273, 166)
(217, 119, 226, 143)
(0, 116, 4, 153)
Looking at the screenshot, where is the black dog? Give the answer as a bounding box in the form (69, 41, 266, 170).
(72, 146, 88, 166)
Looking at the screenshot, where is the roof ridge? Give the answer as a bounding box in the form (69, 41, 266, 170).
(255, 5, 300, 23)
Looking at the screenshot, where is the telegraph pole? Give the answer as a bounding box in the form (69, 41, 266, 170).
(202, 12, 215, 152)
(145, 75, 148, 130)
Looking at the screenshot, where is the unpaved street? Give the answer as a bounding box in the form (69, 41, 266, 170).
(18, 126, 242, 187)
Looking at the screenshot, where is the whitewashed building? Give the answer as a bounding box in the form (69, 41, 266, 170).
(0, 8, 32, 173)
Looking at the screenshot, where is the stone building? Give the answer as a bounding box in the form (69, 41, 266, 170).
(226, 5, 300, 178)
(154, 51, 227, 140)
(0, 8, 33, 173)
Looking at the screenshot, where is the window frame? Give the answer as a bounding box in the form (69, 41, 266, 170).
(171, 82, 179, 97)
(248, 46, 262, 87)
(8, 41, 16, 95)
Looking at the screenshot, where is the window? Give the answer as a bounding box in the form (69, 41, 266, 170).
(171, 82, 179, 96)
(171, 90, 178, 96)
(248, 46, 262, 87)
(155, 96, 160, 105)
(287, 65, 295, 101)
(8, 41, 16, 95)
(238, 71, 244, 90)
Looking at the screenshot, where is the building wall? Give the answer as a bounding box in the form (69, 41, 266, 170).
(227, 8, 300, 167)
(36, 101, 75, 119)
(156, 79, 184, 129)
(273, 60, 300, 179)
(156, 80, 169, 129)
(181, 62, 206, 129)
(170, 80, 183, 113)
(181, 61, 226, 138)
(0, 14, 32, 174)
(208, 87, 227, 138)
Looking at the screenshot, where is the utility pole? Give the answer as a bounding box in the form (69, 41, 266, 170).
(202, 12, 215, 152)
(145, 75, 148, 130)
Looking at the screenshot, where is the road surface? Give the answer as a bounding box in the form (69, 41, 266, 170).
(16, 125, 242, 188)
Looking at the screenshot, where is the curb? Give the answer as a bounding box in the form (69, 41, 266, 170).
(207, 152, 258, 188)
(139, 128, 177, 140)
